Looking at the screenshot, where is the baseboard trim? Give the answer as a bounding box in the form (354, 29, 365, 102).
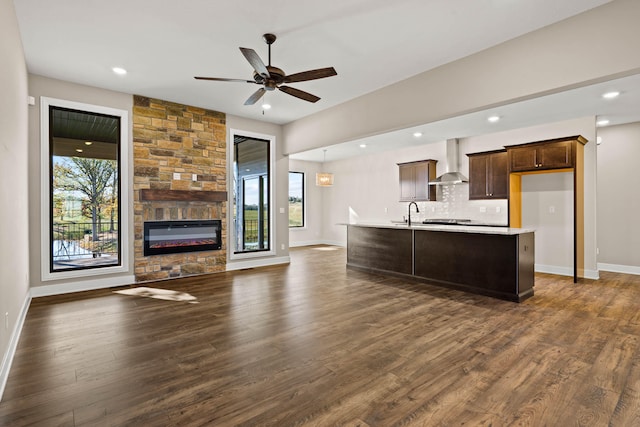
(319, 240, 345, 247)
(582, 269, 600, 280)
(289, 240, 325, 248)
(226, 256, 291, 271)
(30, 275, 136, 298)
(289, 240, 346, 248)
(535, 264, 599, 280)
(598, 263, 640, 276)
(0, 293, 31, 402)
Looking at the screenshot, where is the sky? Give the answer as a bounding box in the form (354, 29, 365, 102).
(289, 172, 303, 199)
(242, 172, 302, 206)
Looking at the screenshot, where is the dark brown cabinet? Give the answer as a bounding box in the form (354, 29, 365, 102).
(346, 225, 535, 302)
(507, 139, 574, 172)
(398, 159, 437, 201)
(467, 150, 508, 199)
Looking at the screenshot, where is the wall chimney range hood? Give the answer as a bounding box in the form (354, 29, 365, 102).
(430, 138, 468, 185)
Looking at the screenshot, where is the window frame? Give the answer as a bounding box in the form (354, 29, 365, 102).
(40, 97, 130, 281)
(228, 128, 276, 260)
(288, 171, 305, 229)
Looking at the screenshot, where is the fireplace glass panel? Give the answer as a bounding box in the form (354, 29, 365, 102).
(144, 220, 221, 256)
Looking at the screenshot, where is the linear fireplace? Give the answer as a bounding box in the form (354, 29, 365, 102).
(143, 220, 222, 256)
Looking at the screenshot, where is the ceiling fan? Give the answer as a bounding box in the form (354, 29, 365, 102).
(195, 33, 337, 105)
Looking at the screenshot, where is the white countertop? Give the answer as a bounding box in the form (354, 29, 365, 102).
(343, 222, 535, 235)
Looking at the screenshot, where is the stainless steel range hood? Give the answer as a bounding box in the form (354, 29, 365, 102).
(429, 138, 468, 185)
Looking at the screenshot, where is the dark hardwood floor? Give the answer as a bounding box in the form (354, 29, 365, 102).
(2, 246, 640, 426)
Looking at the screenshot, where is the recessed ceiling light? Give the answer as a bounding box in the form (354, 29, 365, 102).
(75, 148, 83, 153)
(112, 67, 127, 75)
(488, 115, 500, 123)
(262, 103, 271, 110)
(596, 119, 610, 127)
(84, 141, 93, 145)
(359, 144, 367, 148)
(413, 132, 422, 138)
(602, 91, 620, 99)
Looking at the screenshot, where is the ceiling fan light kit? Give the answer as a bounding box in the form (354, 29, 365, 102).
(195, 33, 337, 105)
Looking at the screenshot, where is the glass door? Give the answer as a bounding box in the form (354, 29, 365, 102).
(233, 135, 271, 254)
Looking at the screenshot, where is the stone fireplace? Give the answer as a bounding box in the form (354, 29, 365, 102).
(133, 95, 227, 282)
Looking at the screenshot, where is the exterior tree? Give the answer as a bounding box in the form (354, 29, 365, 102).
(53, 157, 116, 241)
(53, 194, 64, 220)
(108, 167, 118, 232)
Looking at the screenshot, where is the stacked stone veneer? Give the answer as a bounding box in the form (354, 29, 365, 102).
(133, 95, 227, 282)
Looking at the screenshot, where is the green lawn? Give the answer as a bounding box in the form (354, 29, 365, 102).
(289, 202, 303, 227)
(241, 203, 302, 227)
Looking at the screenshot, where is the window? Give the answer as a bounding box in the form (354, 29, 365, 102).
(289, 172, 305, 228)
(231, 131, 273, 255)
(41, 97, 129, 280)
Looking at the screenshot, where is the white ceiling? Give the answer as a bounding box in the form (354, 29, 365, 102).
(15, 0, 612, 127)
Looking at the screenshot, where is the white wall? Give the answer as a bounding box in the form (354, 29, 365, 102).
(321, 142, 442, 245)
(596, 122, 640, 274)
(288, 159, 324, 247)
(321, 117, 597, 277)
(27, 75, 134, 291)
(0, 0, 30, 399)
(522, 173, 574, 275)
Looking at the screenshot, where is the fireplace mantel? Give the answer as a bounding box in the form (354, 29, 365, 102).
(140, 189, 227, 202)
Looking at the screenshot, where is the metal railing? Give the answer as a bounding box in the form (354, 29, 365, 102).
(52, 221, 118, 262)
(243, 219, 269, 249)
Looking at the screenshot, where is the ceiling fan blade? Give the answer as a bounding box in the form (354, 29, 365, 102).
(244, 88, 266, 105)
(239, 47, 270, 78)
(279, 86, 320, 103)
(283, 67, 337, 83)
(194, 76, 255, 83)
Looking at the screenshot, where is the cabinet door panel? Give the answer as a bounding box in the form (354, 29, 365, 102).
(539, 141, 572, 169)
(489, 151, 509, 198)
(509, 147, 537, 172)
(414, 162, 430, 201)
(468, 155, 489, 199)
(399, 164, 415, 201)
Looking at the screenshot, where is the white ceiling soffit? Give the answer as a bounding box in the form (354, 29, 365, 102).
(290, 72, 640, 163)
(15, 0, 610, 125)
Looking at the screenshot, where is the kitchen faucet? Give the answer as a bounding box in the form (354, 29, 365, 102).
(407, 201, 419, 226)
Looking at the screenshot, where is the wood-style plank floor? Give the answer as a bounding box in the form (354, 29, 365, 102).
(2, 245, 640, 426)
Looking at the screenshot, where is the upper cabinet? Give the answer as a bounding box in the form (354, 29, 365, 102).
(467, 150, 508, 199)
(398, 159, 437, 201)
(506, 136, 587, 172)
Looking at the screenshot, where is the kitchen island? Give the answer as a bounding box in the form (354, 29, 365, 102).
(346, 223, 535, 302)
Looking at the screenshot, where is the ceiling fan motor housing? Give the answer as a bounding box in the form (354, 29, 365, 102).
(254, 66, 285, 87)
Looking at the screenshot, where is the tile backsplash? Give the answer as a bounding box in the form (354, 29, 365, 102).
(410, 184, 508, 225)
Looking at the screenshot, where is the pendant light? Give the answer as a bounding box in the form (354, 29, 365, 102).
(315, 149, 334, 187)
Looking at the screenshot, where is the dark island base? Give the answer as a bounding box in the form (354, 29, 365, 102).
(346, 225, 535, 303)
(346, 263, 534, 302)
